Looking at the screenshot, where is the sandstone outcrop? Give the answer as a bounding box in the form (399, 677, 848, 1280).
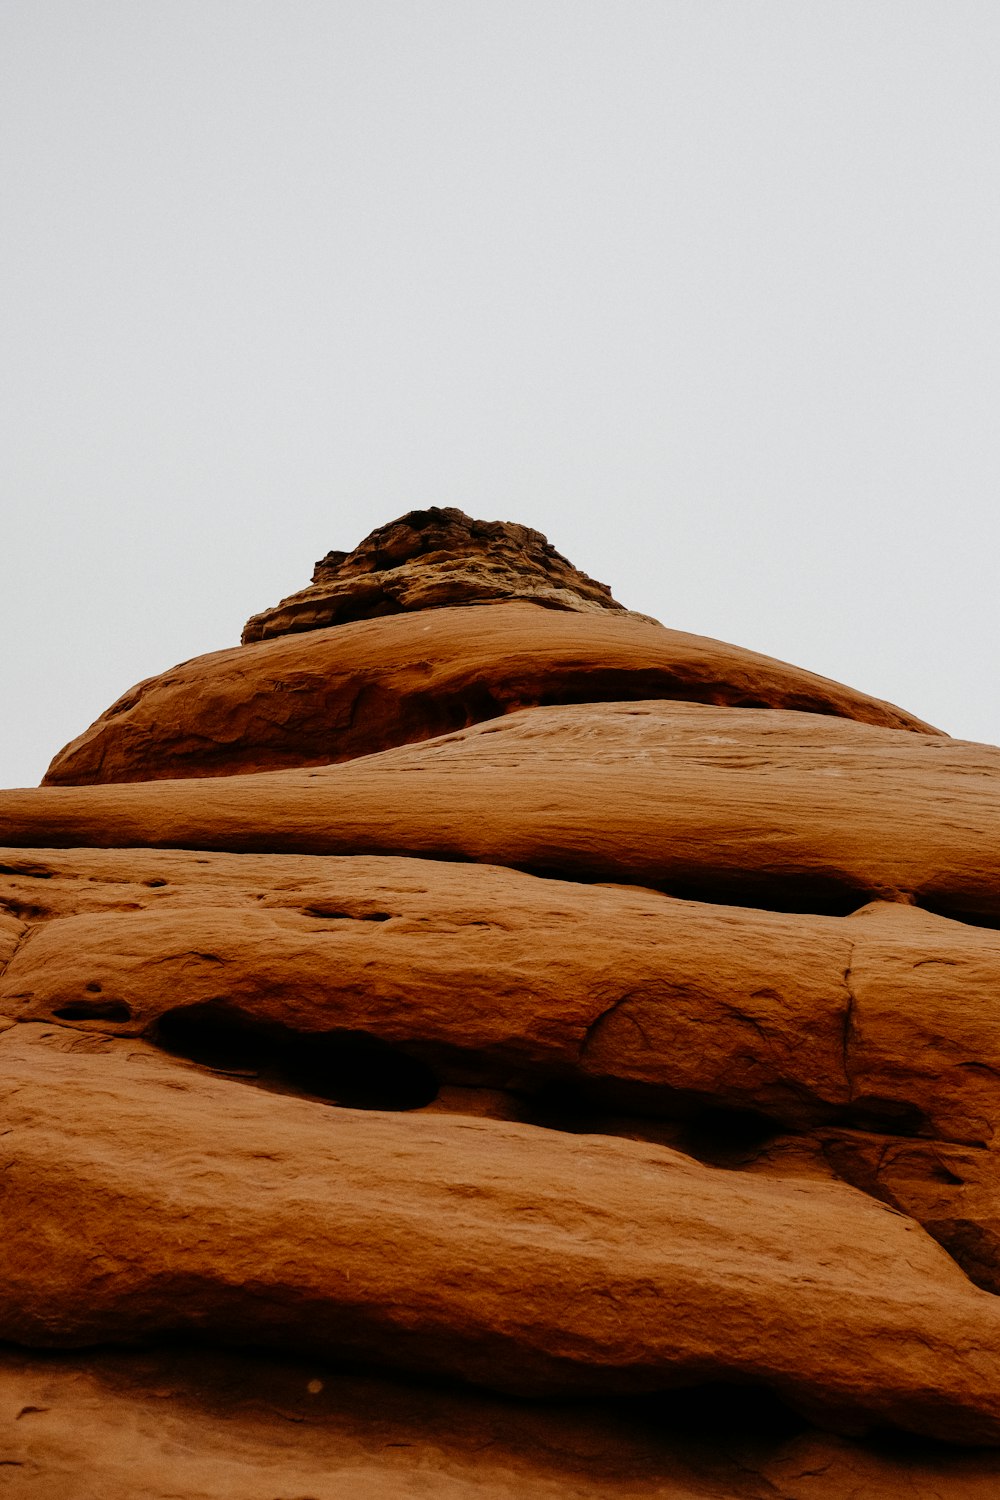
(7, 1021, 1000, 1444)
(11, 701, 1000, 922)
(4, 854, 1000, 1148)
(0, 909, 24, 968)
(10, 1350, 1000, 1500)
(43, 601, 937, 787)
(241, 507, 642, 642)
(5, 511, 1000, 1495)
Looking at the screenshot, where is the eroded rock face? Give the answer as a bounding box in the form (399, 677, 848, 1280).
(40, 512, 935, 792)
(241, 507, 641, 643)
(6, 1022, 1000, 1443)
(11, 702, 1000, 922)
(42, 603, 938, 787)
(6, 513, 1000, 1495)
(5, 854, 1000, 1148)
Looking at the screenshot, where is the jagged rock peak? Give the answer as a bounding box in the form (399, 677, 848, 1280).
(242, 506, 650, 643)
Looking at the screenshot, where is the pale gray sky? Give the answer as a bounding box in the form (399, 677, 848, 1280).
(3, 1, 998, 788)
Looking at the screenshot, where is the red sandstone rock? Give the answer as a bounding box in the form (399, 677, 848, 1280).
(807, 1129, 1000, 1299)
(9, 702, 1000, 922)
(42, 602, 937, 788)
(0, 909, 24, 969)
(241, 507, 643, 642)
(6, 854, 1000, 1148)
(9, 847, 1000, 1299)
(7, 1347, 1000, 1500)
(5, 1021, 1000, 1444)
(0, 1346, 751, 1500)
(7, 513, 1000, 1491)
(0, 851, 853, 1127)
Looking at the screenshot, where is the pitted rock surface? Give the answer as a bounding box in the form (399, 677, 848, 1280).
(242, 506, 647, 642)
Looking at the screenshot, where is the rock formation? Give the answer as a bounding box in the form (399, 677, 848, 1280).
(44, 599, 936, 789)
(5, 508, 1000, 1496)
(241, 505, 643, 642)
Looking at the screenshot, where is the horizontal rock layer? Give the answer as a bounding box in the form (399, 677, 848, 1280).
(42, 603, 936, 787)
(6, 1345, 1000, 1500)
(5, 851, 1000, 1147)
(4, 1022, 1000, 1444)
(10, 702, 1000, 922)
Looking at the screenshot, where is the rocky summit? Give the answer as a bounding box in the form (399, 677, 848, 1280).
(4, 511, 1000, 1497)
(241, 505, 646, 642)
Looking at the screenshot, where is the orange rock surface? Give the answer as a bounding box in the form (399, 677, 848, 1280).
(44, 600, 936, 787)
(8, 1022, 1000, 1444)
(10, 1348, 1000, 1500)
(5, 511, 1000, 1495)
(4, 853, 1000, 1149)
(241, 506, 645, 642)
(9, 701, 1000, 921)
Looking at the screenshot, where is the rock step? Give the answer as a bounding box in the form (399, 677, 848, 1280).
(5, 1022, 1000, 1445)
(43, 603, 936, 788)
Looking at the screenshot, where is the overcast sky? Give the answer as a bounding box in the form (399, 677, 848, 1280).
(3, 1, 998, 788)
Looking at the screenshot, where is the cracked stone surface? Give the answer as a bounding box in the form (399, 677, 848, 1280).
(6, 519, 1000, 1494)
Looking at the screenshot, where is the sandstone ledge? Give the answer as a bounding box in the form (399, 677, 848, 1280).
(9, 703, 1000, 923)
(5, 852, 1000, 1149)
(43, 603, 937, 788)
(5, 1022, 1000, 1444)
(5, 1345, 1000, 1499)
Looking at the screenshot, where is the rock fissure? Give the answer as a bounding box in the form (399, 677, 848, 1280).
(578, 993, 644, 1060)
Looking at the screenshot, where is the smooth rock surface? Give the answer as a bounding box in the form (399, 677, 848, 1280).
(5, 1023, 1000, 1443)
(0, 1346, 748, 1500)
(43, 602, 936, 787)
(10, 702, 1000, 922)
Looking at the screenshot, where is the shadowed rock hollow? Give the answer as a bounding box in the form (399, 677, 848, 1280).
(5, 508, 1000, 1497)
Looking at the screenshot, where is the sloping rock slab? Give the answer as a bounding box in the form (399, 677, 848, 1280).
(4, 1024, 1000, 1443)
(0, 1347, 727, 1500)
(42, 603, 936, 787)
(5, 1347, 1000, 1500)
(7, 853, 1000, 1146)
(8, 702, 1000, 923)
